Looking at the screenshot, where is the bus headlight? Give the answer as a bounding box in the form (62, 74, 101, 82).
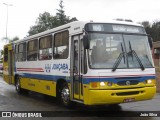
(100, 82, 106, 87)
(144, 79, 156, 85)
(91, 82, 114, 88)
(147, 79, 152, 84)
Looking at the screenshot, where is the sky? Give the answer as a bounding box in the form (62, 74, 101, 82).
(0, 0, 160, 50)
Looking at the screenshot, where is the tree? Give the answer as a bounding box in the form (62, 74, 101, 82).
(28, 12, 55, 35)
(11, 36, 19, 42)
(140, 20, 160, 42)
(151, 21, 160, 41)
(140, 21, 153, 38)
(141, 21, 151, 28)
(56, 0, 66, 25)
(28, 0, 78, 36)
(55, 0, 77, 25)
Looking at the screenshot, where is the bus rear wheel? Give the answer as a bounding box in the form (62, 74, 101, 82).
(15, 76, 28, 94)
(15, 76, 21, 93)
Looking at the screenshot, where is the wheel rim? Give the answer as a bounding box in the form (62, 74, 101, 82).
(61, 87, 70, 104)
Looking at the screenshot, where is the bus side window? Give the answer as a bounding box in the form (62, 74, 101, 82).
(18, 43, 26, 61)
(53, 31, 69, 59)
(39, 35, 52, 60)
(27, 39, 38, 61)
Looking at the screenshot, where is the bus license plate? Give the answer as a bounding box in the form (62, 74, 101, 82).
(123, 98, 135, 103)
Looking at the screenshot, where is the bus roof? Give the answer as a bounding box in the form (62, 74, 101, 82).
(14, 20, 143, 44)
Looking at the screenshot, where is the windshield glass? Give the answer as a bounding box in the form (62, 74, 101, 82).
(88, 33, 153, 69)
(88, 33, 127, 69)
(124, 35, 152, 68)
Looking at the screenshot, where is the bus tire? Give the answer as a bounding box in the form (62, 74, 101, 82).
(15, 76, 28, 94)
(60, 83, 73, 108)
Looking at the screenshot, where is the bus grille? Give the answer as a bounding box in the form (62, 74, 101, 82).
(117, 80, 139, 86)
(116, 91, 139, 96)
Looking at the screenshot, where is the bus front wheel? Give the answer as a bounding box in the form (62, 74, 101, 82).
(60, 83, 73, 108)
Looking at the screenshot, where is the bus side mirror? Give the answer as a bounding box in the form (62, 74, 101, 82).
(148, 37, 153, 49)
(82, 35, 90, 49)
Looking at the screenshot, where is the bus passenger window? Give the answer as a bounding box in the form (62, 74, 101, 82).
(18, 43, 26, 61)
(53, 31, 69, 59)
(27, 39, 38, 61)
(39, 35, 52, 60)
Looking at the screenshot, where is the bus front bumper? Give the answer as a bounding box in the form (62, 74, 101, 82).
(84, 86, 156, 105)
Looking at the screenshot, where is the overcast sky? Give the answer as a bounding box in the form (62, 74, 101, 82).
(0, 0, 160, 50)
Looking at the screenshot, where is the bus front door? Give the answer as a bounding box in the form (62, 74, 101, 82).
(71, 35, 83, 101)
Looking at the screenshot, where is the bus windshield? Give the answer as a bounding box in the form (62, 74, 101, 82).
(88, 33, 153, 69)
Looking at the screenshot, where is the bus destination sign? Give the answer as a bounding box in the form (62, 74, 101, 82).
(112, 25, 140, 33)
(85, 23, 146, 34)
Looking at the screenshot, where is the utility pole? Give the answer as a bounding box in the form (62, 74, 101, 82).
(3, 3, 12, 43)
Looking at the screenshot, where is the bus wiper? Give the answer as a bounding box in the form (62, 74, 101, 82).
(128, 41, 145, 71)
(112, 53, 124, 72)
(112, 43, 125, 72)
(121, 43, 125, 64)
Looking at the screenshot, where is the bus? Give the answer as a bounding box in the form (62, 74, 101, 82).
(3, 21, 156, 107)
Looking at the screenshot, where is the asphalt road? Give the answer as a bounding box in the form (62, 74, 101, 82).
(0, 76, 159, 120)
